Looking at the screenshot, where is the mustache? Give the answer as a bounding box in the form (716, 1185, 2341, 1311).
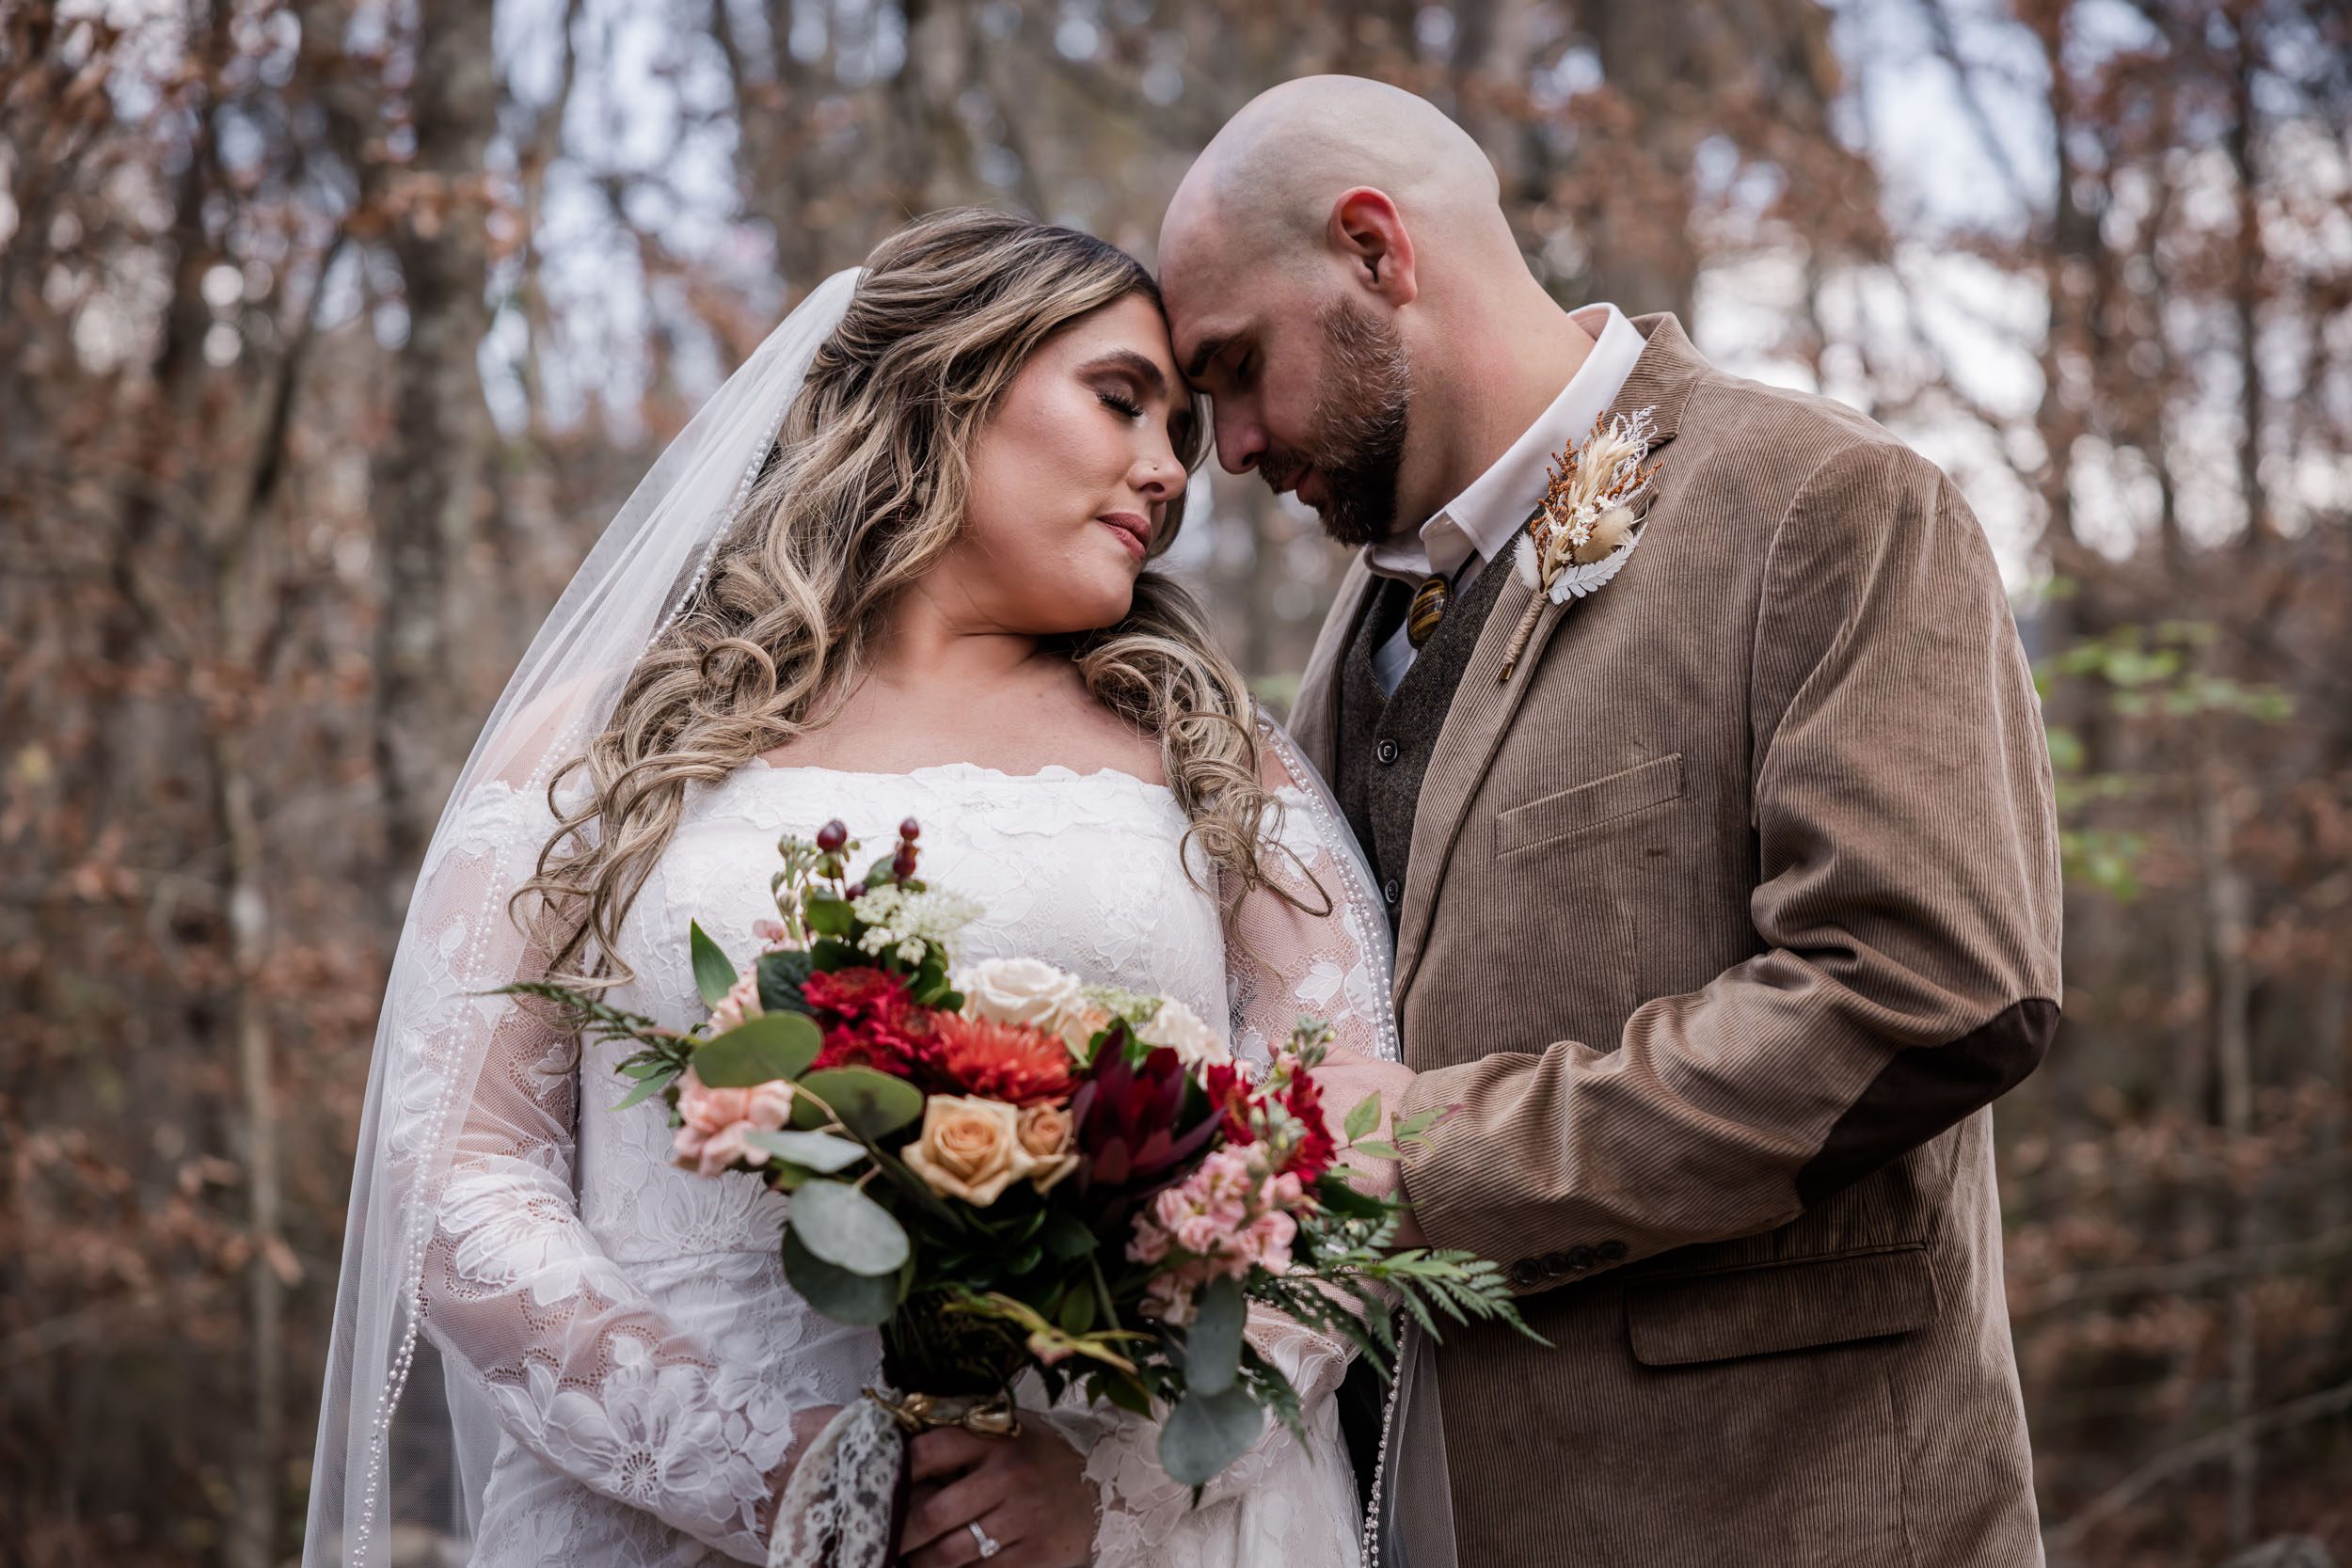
(1256, 449, 1309, 494)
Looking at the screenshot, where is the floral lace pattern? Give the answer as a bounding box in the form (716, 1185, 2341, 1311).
(408, 737, 1389, 1568)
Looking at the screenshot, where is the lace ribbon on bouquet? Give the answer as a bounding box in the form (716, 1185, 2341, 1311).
(767, 1396, 906, 1568)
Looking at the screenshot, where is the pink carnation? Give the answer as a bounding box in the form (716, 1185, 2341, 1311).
(708, 971, 764, 1034)
(672, 1068, 794, 1179)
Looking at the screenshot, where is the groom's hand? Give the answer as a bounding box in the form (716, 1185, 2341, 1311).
(1310, 1047, 1427, 1246)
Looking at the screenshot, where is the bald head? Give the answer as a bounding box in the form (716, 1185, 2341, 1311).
(1160, 77, 1584, 548)
(1161, 76, 1506, 280)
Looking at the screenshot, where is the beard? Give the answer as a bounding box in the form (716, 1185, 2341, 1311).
(1259, 297, 1411, 548)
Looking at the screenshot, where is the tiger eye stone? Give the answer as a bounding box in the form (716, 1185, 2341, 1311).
(1406, 574, 1449, 648)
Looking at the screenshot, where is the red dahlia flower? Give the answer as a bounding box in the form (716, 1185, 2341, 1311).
(927, 1013, 1077, 1106)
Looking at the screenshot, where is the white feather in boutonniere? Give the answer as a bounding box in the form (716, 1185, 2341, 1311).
(1497, 406, 1665, 682)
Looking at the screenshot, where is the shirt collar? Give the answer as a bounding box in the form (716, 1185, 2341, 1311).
(1365, 302, 1646, 582)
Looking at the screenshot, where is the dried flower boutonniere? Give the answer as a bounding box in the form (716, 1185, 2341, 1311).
(1496, 407, 1665, 682)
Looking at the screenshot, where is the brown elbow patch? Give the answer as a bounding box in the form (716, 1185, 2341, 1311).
(1795, 997, 2058, 1208)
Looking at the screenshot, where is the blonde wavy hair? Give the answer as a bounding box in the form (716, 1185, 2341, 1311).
(526, 209, 1288, 986)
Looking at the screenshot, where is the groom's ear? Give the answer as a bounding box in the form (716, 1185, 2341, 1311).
(1327, 187, 1418, 308)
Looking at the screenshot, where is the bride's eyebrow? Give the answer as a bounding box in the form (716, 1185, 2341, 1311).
(1076, 349, 1168, 397)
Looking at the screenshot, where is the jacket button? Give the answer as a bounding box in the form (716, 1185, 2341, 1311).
(1540, 1251, 1570, 1276)
(1375, 739, 1400, 765)
(1595, 1240, 1627, 1263)
(1565, 1245, 1596, 1273)
(1508, 1259, 1544, 1288)
(1382, 878, 1401, 905)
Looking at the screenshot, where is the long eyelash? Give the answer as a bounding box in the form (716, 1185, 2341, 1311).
(1099, 391, 1145, 419)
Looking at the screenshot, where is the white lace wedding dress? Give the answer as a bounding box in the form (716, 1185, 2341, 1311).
(416, 731, 1391, 1568)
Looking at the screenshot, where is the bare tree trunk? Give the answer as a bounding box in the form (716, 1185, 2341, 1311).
(372, 0, 500, 914)
(2202, 763, 2259, 1550)
(221, 722, 287, 1568)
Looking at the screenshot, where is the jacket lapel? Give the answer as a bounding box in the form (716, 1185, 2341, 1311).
(1390, 313, 1711, 1001)
(1286, 554, 1376, 780)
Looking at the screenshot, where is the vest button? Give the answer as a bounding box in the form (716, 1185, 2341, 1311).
(1382, 878, 1401, 905)
(1375, 739, 1400, 765)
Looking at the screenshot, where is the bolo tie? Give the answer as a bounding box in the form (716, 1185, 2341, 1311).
(1403, 503, 1545, 650)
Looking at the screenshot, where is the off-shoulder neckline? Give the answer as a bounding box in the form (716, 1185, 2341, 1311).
(736, 753, 1174, 796)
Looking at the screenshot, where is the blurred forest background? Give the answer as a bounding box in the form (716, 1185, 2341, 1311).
(4, 0, 2349, 1564)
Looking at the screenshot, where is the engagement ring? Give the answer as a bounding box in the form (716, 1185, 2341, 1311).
(968, 1522, 1000, 1560)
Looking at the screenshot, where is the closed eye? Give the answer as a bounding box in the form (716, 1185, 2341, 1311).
(1098, 390, 1145, 420)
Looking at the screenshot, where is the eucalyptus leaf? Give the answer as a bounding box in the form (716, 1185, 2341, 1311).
(783, 1226, 901, 1326)
(789, 1180, 910, 1276)
(741, 1129, 866, 1174)
(1158, 1384, 1264, 1488)
(1184, 1275, 1246, 1396)
(791, 1066, 925, 1140)
(690, 922, 737, 1009)
(691, 1011, 821, 1087)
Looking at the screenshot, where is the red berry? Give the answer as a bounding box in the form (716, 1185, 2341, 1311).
(816, 820, 848, 852)
(845, 881, 866, 899)
(898, 817, 921, 843)
(892, 848, 917, 879)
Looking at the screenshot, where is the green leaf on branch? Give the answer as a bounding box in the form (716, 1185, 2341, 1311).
(804, 890, 854, 938)
(756, 949, 814, 1015)
(1158, 1384, 1264, 1488)
(1343, 1092, 1383, 1144)
(690, 922, 737, 1008)
(791, 1066, 925, 1140)
(692, 1011, 821, 1087)
(1041, 1212, 1094, 1260)
(783, 1226, 902, 1325)
(1352, 1138, 1401, 1161)
(741, 1129, 866, 1173)
(789, 1180, 910, 1275)
(1185, 1275, 1245, 1396)
(611, 1072, 677, 1113)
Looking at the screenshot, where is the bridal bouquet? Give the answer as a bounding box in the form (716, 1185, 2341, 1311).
(508, 816, 1529, 1513)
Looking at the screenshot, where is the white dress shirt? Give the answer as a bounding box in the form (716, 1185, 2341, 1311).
(1363, 303, 1645, 694)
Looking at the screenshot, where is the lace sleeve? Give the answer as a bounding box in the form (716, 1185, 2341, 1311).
(397, 783, 800, 1563)
(1225, 713, 1400, 1069)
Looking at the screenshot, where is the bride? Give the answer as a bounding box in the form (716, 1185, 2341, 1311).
(304, 209, 1424, 1568)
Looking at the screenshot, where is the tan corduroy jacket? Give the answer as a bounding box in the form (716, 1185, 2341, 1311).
(1291, 316, 2060, 1567)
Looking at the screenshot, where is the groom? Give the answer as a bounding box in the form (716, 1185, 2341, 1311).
(1159, 78, 2061, 1566)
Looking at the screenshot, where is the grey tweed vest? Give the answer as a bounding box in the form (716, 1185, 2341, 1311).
(1330, 554, 1518, 927)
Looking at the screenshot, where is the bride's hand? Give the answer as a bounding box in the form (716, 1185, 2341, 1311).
(898, 1423, 1096, 1568)
(1310, 1043, 1415, 1199)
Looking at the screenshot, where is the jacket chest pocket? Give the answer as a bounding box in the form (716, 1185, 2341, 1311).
(1496, 752, 1685, 858)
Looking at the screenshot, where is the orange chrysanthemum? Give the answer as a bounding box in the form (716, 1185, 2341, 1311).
(928, 1012, 1077, 1107)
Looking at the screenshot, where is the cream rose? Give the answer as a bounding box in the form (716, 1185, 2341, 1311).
(903, 1095, 1035, 1207)
(1135, 996, 1229, 1068)
(960, 958, 1094, 1053)
(1016, 1102, 1079, 1194)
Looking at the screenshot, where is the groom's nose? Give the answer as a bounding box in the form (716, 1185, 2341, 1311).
(1212, 405, 1266, 476)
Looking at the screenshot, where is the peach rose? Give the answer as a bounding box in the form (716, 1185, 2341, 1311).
(902, 1095, 1034, 1207)
(1016, 1102, 1078, 1194)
